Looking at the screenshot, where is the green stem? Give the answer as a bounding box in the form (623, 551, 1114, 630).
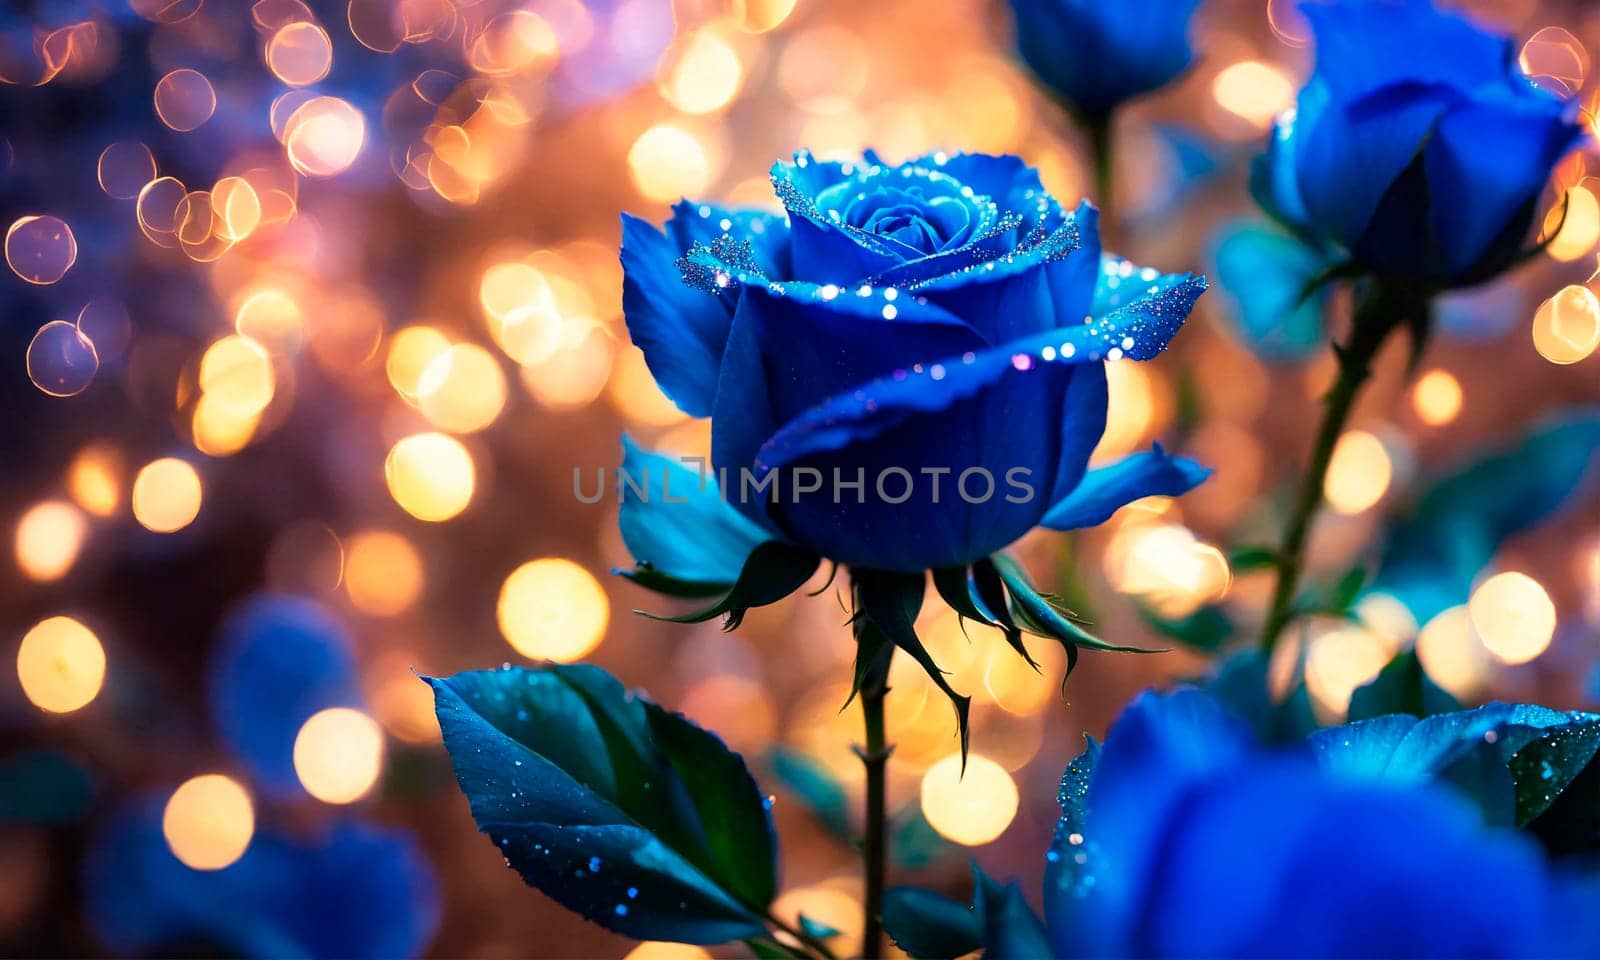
(859, 652, 891, 959)
(1260, 282, 1418, 654)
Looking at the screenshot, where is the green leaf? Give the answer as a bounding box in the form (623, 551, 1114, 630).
(882, 887, 982, 959)
(1510, 722, 1600, 826)
(1138, 603, 1233, 653)
(884, 867, 1049, 960)
(1347, 651, 1460, 722)
(1276, 683, 1319, 740)
(1203, 651, 1316, 744)
(1528, 744, 1600, 855)
(1327, 566, 1369, 613)
(1309, 702, 1600, 830)
(798, 914, 841, 941)
(1227, 544, 1280, 573)
(640, 541, 819, 629)
(765, 749, 851, 840)
(429, 666, 775, 944)
(891, 805, 954, 870)
(646, 702, 780, 907)
(853, 569, 971, 761)
(973, 869, 1051, 960)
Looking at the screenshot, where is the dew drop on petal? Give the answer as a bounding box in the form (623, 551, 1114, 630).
(26, 320, 99, 397)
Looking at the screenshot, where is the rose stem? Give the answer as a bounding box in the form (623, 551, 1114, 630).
(1260, 282, 1417, 655)
(859, 649, 891, 959)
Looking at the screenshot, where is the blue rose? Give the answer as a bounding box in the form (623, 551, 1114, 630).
(1261, 0, 1588, 288)
(1046, 689, 1600, 958)
(617, 150, 1208, 579)
(1006, 0, 1202, 118)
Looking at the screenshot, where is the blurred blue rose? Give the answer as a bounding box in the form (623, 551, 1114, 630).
(1047, 688, 1600, 958)
(85, 798, 439, 959)
(1260, 0, 1587, 288)
(1005, 0, 1203, 118)
(619, 150, 1208, 576)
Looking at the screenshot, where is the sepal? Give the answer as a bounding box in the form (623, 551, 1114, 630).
(638, 541, 820, 630)
(853, 570, 972, 763)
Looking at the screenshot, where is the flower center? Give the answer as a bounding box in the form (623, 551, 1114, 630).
(815, 166, 990, 259)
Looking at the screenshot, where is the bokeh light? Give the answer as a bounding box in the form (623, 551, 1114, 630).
(285, 97, 366, 178)
(1304, 621, 1396, 721)
(26, 321, 99, 397)
(68, 445, 122, 517)
(16, 616, 105, 714)
(1468, 572, 1557, 666)
(1095, 360, 1162, 459)
(344, 531, 425, 617)
(131, 458, 203, 534)
(15, 501, 89, 583)
(919, 753, 1019, 846)
(628, 124, 712, 202)
(266, 21, 333, 86)
(198, 336, 276, 418)
(1532, 284, 1600, 364)
(98, 141, 158, 199)
(497, 558, 609, 662)
(624, 944, 713, 960)
(293, 707, 386, 804)
(658, 31, 744, 114)
(162, 775, 254, 871)
(384, 433, 476, 522)
(1415, 606, 1493, 699)
(234, 287, 307, 355)
(388, 325, 455, 401)
(1104, 518, 1231, 618)
(417, 343, 508, 434)
(153, 69, 217, 132)
(468, 11, 560, 77)
(1521, 26, 1589, 97)
(1545, 183, 1599, 262)
(1212, 61, 1296, 128)
(6, 216, 77, 284)
(1411, 369, 1463, 426)
(1324, 429, 1392, 514)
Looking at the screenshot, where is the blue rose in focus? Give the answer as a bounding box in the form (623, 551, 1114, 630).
(1047, 689, 1600, 958)
(1006, 0, 1202, 118)
(618, 150, 1208, 578)
(1261, 0, 1588, 288)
